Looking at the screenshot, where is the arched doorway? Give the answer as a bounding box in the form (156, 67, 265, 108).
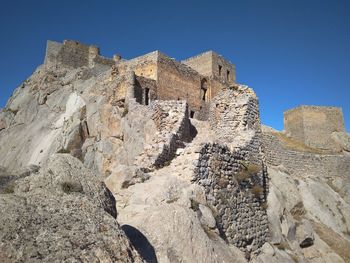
(201, 79, 209, 102)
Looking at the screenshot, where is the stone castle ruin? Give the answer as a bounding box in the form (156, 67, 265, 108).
(1, 39, 350, 262)
(284, 106, 345, 151)
(45, 40, 235, 120)
(263, 105, 350, 178)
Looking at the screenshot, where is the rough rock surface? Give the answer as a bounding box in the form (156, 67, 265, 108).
(0, 154, 144, 263)
(1, 40, 350, 263)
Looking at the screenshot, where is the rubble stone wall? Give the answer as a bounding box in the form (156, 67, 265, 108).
(135, 100, 191, 169)
(262, 132, 350, 177)
(194, 143, 269, 252)
(193, 86, 269, 252)
(209, 86, 262, 145)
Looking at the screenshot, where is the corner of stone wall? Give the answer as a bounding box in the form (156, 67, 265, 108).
(192, 84, 269, 253)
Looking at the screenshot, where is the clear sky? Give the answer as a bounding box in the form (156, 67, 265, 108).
(0, 0, 349, 131)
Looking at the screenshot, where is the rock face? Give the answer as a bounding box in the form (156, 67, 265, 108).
(1, 40, 350, 263)
(0, 154, 144, 263)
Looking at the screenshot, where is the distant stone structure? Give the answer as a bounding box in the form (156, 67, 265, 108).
(119, 50, 235, 119)
(45, 40, 236, 120)
(262, 106, 350, 178)
(284, 106, 345, 151)
(45, 40, 116, 69)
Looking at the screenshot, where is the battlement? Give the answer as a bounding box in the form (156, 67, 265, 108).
(284, 105, 345, 151)
(44, 40, 116, 69)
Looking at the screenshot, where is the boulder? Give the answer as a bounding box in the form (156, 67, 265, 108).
(0, 154, 144, 263)
(296, 219, 314, 248)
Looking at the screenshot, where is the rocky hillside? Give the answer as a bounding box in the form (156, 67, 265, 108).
(0, 40, 349, 263)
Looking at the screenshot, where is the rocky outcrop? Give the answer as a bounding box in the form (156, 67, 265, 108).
(0, 154, 144, 263)
(1, 40, 350, 263)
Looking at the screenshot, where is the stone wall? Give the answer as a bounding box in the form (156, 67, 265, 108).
(262, 131, 350, 177)
(120, 51, 158, 80)
(209, 85, 262, 146)
(122, 50, 232, 117)
(44, 40, 115, 69)
(182, 51, 236, 84)
(135, 100, 191, 169)
(284, 106, 345, 151)
(135, 76, 157, 105)
(193, 86, 269, 253)
(157, 53, 202, 113)
(194, 143, 268, 252)
(182, 51, 214, 77)
(212, 51, 236, 84)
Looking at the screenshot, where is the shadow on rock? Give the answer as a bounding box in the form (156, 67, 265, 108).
(121, 224, 158, 263)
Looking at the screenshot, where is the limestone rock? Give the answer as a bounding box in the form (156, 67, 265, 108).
(296, 219, 314, 248)
(198, 204, 217, 229)
(0, 154, 144, 263)
(332, 131, 350, 152)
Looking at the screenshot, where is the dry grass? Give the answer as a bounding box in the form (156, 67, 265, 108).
(312, 221, 350, 262)
(290, 201, 306, 220)
(271, 131, 332, 154)
(236, 162, 261, 182)
(287, 253, 299, 263)
(2, 183, 15, 194)
(121, 105, 128, 117)
(276, 241, 290, 250)
(61, 182, 83, 194)
(190, 199, 200, 211)
(251, 185, 264, 197)
(261, 202, 268, 210)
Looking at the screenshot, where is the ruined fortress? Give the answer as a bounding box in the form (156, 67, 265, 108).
(46, 40, 235, 119)
(1, 39, 349, 262)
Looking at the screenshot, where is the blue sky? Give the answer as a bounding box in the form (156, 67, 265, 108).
(0, 0, 349, 131)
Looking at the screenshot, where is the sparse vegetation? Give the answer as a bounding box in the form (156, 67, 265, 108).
(261, 202, 268, 210)
(201, 224, 218, 240)
(251, 185, 264, 197)
(271, 131, 333, 154)
(290, 201, 306, 220)
(276, 241, 290, 250)
(121, 105, 129, 117)
(2, 183, 15, 194)
(6, 108, 19, 115)
(162, 160, 172, 167)
(190, 199, 200, 211)
(57, 148, 70, 154)
(166, 197, 179, 204)
(236, 161, 261, 182)
(287, 253, 299, 263)
(61, 181, 83, 194)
